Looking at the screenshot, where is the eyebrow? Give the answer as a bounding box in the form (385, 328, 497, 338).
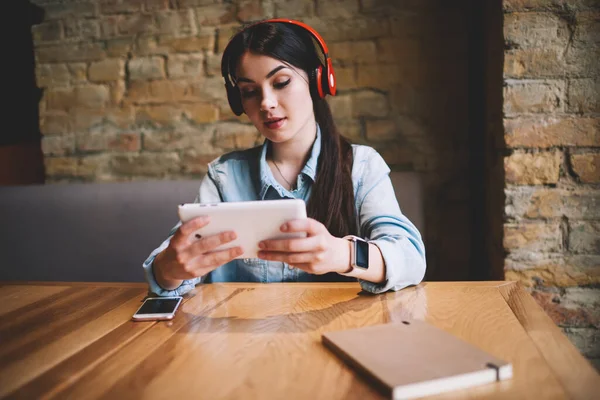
(236, 65, 288, 83)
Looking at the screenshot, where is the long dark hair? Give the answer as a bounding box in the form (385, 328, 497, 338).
(224, 22, 357, 238)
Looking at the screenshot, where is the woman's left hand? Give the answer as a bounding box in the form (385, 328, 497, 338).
(257, 218, 351, 275)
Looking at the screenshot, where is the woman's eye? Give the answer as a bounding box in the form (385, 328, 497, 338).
(240, 89, 257, 99)
(274, 79, 291, 89)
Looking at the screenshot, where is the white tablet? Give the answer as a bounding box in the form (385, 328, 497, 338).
(178, 199, 308, 259)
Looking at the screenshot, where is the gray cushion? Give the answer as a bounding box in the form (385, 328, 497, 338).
(0, 173, 423, 282)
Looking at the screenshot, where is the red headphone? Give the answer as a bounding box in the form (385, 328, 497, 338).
(220, 19, 337, 116)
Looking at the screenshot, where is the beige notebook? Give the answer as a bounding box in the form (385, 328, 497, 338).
(322, 319, 512, 399)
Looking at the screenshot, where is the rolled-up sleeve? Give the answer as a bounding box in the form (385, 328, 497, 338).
(355, 149, 426, 294)
(142, 173, 222, 296)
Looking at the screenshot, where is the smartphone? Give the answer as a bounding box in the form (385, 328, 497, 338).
(132, 296, 183, 321)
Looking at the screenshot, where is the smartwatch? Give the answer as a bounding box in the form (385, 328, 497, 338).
(340, 235, 369, 276)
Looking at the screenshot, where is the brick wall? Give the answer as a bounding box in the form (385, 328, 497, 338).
(31, 0, 473, 283)
(503, 0, 600, 369)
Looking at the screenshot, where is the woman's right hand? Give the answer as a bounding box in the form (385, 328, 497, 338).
(153, 216, 242, 290)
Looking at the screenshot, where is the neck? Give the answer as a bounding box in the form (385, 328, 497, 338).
(270, 118, 318, 168)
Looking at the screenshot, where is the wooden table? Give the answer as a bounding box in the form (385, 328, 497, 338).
(1, 281, 598, 399)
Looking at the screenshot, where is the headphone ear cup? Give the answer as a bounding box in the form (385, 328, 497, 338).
(310, 66, 326, 99)
(226, 83, 244, 116)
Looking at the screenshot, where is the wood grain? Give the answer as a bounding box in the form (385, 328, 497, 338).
(0, 281, 597, 400)
(500, 282, 600, 400)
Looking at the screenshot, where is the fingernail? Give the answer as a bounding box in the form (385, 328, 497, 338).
(258, 242, 265, 249)
(229, 232, 237, 240)
(281, 224, 288, 232)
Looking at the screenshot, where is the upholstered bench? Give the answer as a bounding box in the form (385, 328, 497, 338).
(0, 173, 423, 282)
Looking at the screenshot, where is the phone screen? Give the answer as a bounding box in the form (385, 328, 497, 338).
(136, 298, 181, 315)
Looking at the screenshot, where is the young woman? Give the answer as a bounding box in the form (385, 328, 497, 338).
(143, 19, 426, 296)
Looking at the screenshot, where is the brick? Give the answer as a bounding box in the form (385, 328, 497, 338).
(530, 289, 600, 328)
(352, 90, 389, 118)
(156, 10, 197, 35)
(569, 221, 600, 254)
(503, 80, 565, 115)
(35, 43, 106, 63)
(182, 103, 219, 124)
(145, 0, 170, 11)
(40, 112, 72, 135)
(504, 48, 566, 78)
(160, 30, 216, 52)
(504, 117, 600, 148)
(334, 65, 358, 89)
(564, 328, 600, 358)
(503, 221, 562, 252)
(100, 0, 143, 14)
(316, 0, 359, 19)
(77, 132, 141, 153)
(45, 155, 109, 179)
(301, 16, 390, 42)
(504, 151, 562, 184)
(88, 59, 124, 82)
(135, 35, 169, 56)
(565, 42, 600, 76)
(329, 41, 377, 66)
(138, 102, 218, 128)
(504, 0, 600, 11)
(327, 94, 352, 119)
(32, 21, 63, 43)
(191, 76, 228, 102)
(100, 16, 121, 38)
(181, 150, 220, 175)
(106, 38, 133, 56)
(505, 255, 600, 287)
(213, 122, 260, 150)
(568, 79, 600, 114)
(237, 0, 264, 21)
(142, 126, 214, 151)
(178, 0, 219, 6)
(43, 2, 97, 20)
(128, 57, 166, 80)
(167, 54, 204, 78)
(377, 38, 420, 64)
(274, 0, 314, 18)
(195, 4, 237, 26)
(79, 85, 111, 109)
(110, 153, 181, 176)
(36, 64, 70, 87)
(66, 63, 87, 84)
(574, 11, 600, 46)
(136, 105, 184, 126)
(118, 14, 156, 35)
(337, 120, 363, 143)
(216, 25, 242, 53)
(64, 18, 100, 40)
(42, 135, 76, 156)
(571, 153, 600, 183)
(505, 187, 600, 219)
(365, 120, 397, 142)
(127, 80, 195, 104)
(72, 107, 135, 131)
(205, 52, 221, 76)
(503, 12, 569, 49)
(357, 64, 407, 89)
(110, 81, 126, 105)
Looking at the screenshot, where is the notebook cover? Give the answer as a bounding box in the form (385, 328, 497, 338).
(322, 319, 512, 399)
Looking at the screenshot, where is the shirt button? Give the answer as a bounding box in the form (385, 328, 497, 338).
(244, 258, 250, 263)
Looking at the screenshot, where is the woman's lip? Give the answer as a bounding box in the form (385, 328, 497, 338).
(264, 117, 286, 129)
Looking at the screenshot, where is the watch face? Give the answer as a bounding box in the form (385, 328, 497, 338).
(355, 239, 369, 269)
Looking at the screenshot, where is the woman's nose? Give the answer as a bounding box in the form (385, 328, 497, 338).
(260, 89, 277, 110)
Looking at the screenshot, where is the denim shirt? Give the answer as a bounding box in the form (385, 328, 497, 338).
(143, 126, 426, 295)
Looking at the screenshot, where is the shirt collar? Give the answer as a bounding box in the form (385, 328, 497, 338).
(258, 124, 322, 199)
